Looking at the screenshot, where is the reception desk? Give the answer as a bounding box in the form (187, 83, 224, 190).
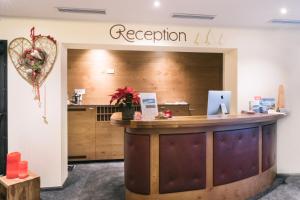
(111, 113, 284, 200)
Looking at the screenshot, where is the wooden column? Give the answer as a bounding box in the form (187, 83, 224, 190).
(206, 131, 214, 190)
(150, 133, 159, 195)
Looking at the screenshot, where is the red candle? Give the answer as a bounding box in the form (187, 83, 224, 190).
(18, 161, 29, 179)
(6, 152, 21, 179)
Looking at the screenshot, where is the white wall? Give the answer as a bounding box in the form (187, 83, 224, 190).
(276, 31, 300, 174)
(0, 17, 299, 187)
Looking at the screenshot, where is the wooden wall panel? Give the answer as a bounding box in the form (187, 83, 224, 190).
(68, 49, 223, 115)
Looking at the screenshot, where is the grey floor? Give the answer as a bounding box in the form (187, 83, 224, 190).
(259, 176, 300, 200)
(41, 162, 300, 200)
(41, 162, 124, 200)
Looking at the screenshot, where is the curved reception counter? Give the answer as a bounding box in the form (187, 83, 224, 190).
(111, 113, 284, 200)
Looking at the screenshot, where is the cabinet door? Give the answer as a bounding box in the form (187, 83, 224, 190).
(111, 124, 125, 159)
(96, 122, 124, 160)
(68, 106, 96, 160)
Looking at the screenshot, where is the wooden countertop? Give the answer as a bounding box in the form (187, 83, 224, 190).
(110, 112, 285, 129)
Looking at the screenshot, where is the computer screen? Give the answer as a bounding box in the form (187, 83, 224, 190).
(207, 90, 231, 115)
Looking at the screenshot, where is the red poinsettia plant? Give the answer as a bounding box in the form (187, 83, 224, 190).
(109, 86, 140, 107)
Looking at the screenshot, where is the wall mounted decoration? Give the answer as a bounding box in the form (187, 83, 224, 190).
(194, 29, 224, 46)
(8, 27, 57, 102)
(277, 84, 285, 110)
(8, 27, 57, 123)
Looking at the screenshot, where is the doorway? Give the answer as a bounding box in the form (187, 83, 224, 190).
(0, 40, 8, 175)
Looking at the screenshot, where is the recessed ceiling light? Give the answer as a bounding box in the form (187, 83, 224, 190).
(154, 1, 160, 8)
(172, 13, 216, 20)
(56, 7, 106, 15)
(280, 7, 288, 15)
(270, 19, 300, 25)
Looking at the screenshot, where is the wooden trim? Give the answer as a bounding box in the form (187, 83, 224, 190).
(223, 49, 238, 114)
(126, 123, 266, 135)
(150, 133, 159, 194)
(111, 112, 285, 129)
(125, 166, 276, 200)
(206, 131, 213, 190)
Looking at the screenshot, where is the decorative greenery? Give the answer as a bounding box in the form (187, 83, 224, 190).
(21, 48, 46, 79)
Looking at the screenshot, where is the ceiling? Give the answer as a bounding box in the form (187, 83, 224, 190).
(1, 0, 300, 28)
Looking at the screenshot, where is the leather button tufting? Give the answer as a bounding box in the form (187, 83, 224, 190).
(159, 133, 206, 193)
(213, 128, 259, 186)
(125, 133, 150, 195)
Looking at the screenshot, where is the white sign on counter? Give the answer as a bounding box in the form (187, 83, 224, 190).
(140, 93, 158, 120)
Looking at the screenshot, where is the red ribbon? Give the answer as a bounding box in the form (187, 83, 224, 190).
(30, 27, 35, 40)
(30, 27, 56, 44)
(28, 27, 56, 102)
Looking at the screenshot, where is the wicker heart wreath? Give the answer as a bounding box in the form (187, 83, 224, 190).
(8, 27, 57, 101)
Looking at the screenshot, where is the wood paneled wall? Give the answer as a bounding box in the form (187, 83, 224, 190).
(68, 49, 223, 115)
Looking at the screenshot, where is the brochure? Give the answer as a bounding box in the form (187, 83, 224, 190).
(140, 93, 158, 120)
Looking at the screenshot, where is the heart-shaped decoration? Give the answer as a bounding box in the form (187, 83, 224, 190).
(8, 36, 57, 87)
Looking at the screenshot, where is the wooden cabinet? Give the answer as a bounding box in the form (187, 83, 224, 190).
(68, 106, 96, 161)
(68, 105, 124, 161)
(68, 104, 190, 161)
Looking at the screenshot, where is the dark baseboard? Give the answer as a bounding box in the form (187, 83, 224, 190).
(277, 173, 300, 177)
(68, 159, 124, 164)
(41, 186, 64, 191)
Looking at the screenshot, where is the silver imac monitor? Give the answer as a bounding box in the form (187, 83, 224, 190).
(207, 90, 231, 115)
